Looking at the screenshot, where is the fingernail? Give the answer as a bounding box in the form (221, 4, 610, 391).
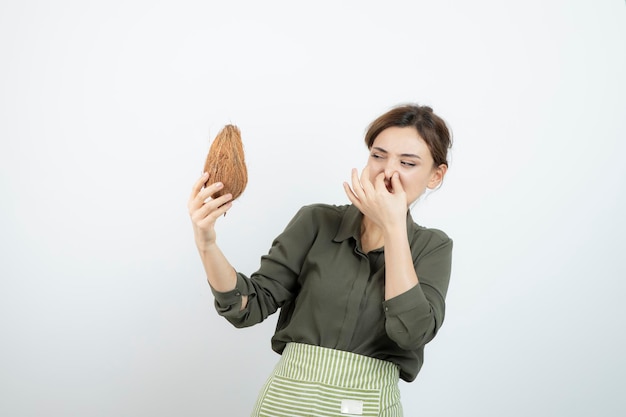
(215, 182, 223, 188)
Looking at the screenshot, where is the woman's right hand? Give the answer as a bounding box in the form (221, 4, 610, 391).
(188, 173, 234, 250)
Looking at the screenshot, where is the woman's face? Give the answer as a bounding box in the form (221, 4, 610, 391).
(366, 126, 447, 206)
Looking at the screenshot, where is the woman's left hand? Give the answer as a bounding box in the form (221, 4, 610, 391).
(343, 166, 408, 230)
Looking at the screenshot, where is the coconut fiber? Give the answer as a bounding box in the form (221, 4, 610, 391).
(203, 124, 248, 200)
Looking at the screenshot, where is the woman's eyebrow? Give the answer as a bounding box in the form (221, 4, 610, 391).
(372, 146, 422, 159)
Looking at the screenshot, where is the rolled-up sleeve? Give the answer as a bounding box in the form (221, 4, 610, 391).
(210, 273, 247, 316)
(382, 233, 453, 350)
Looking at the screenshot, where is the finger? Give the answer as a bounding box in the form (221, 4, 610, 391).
(192, 181, 225, 209)
(190, 172, 209, 200)
(343, 181, 358, 203)
(197, 192, 233, 217)
(192, 193, 233, 224)
(359, 165, 375, 193)
(197, 200, 233, 227)
(390, 171, 404, 193)
(188, 173, 212, 211)
(343, 182, 363, 212)
(374, 171, 387, 193)
(350, 168, 366, 201)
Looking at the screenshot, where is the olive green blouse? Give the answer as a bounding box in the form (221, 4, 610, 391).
(210, 203, 453, 382)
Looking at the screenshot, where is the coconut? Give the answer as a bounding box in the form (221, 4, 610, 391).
(203, 124, 247, 200)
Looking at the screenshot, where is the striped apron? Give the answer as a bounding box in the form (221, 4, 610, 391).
(251, 343, 403, 417)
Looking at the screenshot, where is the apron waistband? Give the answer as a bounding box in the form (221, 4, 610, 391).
(275, 343, 400, 389)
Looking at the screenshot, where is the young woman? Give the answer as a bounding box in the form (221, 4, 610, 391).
(188, 104, 453, 416)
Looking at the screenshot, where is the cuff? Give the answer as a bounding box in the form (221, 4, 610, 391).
(210, 273, 247, 309)
(382, 284, 430, 317)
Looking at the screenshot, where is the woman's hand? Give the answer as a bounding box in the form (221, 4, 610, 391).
(343, 166, 408, 231)
(188, 172, 233, 250)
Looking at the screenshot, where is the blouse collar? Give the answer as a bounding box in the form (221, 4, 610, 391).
(333, 204, 419, 244)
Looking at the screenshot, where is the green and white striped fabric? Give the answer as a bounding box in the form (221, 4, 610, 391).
(252, 343, 403, 417)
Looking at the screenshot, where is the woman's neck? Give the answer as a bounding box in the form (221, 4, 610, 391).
(360, 216, 384, 253)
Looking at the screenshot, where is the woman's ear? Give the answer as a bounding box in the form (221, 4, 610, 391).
(427, 164, 448, 189)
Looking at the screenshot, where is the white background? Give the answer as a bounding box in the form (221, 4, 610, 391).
(1, 1, 625, 416)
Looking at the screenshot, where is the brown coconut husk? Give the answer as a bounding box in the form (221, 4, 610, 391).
(203, 124, 248, 200)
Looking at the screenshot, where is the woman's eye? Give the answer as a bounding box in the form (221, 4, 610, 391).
(401, 161, 416, 167)
(371, 153, 383, 159)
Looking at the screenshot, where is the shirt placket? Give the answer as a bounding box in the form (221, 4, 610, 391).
(336, 246, 371, 350)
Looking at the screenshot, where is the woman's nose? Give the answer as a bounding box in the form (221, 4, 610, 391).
(383, 161, 397, 179)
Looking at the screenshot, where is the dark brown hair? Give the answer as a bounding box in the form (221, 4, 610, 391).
(364, 104, 452, 167)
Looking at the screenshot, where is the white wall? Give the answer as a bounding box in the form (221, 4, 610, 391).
(1, 1, 625, 416)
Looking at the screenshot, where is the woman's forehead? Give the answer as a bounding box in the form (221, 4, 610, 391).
(373, 127, 431, 157)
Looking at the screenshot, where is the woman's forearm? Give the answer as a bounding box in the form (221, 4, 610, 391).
(196, 240, 248, 309)
(382, 225, 419, 300)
